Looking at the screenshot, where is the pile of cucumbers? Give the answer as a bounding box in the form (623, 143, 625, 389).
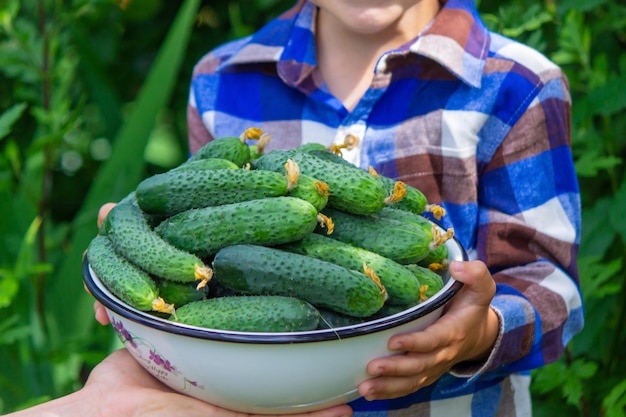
(87, 128, 455, 333)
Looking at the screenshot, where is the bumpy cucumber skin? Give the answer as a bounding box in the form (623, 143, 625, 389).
(376, 208, 449, 266)
(187, 136, 251, 167)
(307, 149, 358, 168)
(405, 264, 445, 299)
(375, 175, 428, 215)
(376, 207, 433, 233)
(155, 196, 319, 258)
(174, 295, 320, 332)
(317, 308, 365, 329)
(174, 158, 239, 171)
(319, 207, 433, 265)
(87, 235, 159, 311)
(135, 168, 289, 216)
(156, 280, 208, 307)
(101, 202, 205, 283)
(306, 150, 429, 215)
(296, 143, 329, 153)
(255, 150, 387, 215)
(280, 233, 420, 306)
(213, 244, 386, 317)
(288, 174, 329, 211)
(418, 244, 449, 267)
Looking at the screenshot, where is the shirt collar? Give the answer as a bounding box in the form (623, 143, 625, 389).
(218, 0, 490, 89)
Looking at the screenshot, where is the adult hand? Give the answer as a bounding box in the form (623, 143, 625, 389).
(87, 202, 118, 326)
(358, 260, 499, 400)
(7, 349, 354, 417)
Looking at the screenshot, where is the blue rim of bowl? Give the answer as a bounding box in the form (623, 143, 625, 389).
(83, 236, 466, 344)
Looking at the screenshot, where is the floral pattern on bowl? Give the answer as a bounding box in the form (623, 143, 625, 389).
(111, 316, 203, 392)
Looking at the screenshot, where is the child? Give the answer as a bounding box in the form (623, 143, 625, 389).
(185, 0, 583, 415)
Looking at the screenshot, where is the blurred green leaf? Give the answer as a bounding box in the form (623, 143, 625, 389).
(0, 102, 26, 142)
(580, 198, 616, 257)
(574, 75, 626, 123)
(603, 379, 626, 417)
(556, 0, 609, 14)
(575, 149, 622, 178)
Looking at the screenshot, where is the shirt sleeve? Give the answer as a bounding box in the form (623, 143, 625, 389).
(451, 70, 584, 379)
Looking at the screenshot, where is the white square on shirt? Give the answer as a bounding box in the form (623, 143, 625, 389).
(441, 110, 487, 158)
(522, 197, 577, 244)
(496, 42, 557, 76)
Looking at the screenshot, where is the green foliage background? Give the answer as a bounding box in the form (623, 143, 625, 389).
(0, 0, 624, 415)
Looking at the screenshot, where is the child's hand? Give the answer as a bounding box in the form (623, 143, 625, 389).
(358, 260, 499, 400)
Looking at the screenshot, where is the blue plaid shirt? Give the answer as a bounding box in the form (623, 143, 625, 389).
(187, 0, 583, 415)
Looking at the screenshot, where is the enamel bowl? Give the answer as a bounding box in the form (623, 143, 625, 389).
(82, 232, 466, 415)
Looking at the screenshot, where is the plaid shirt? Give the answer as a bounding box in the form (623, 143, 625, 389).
(187, 0, 583, 415)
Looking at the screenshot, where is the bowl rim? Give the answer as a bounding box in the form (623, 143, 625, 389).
(83, 237, 466, 344)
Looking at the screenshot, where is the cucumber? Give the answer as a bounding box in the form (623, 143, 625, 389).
(213, 244, 387, 317)
(319, 207, 438, 265)
(279, 233, 420, 306)
(174, 157, 240, 172)
(375, 207, 451, 267)
(417, 244, 449, 269)
(288, 174, 330, 211)
(155, 196, 321, 258)
(296, 142, 329, 153)
(369, 302, 418, 319)
(156, 279, 209, 307)
(367, 167, 429, 215)
(187, 128, 270, 167)
(317, 308, 365, 329)
(135, 168, 295, 216)
(248, 128, 272, 160)
(405, 264, 445, 301)
(174, 295, 320, 332)
(86, 235, 174, 314)
(255, 149, 395, 215)
(100, 201, 213, 287)
(307, 149, 358, 168)
(375, 206, 434, 232)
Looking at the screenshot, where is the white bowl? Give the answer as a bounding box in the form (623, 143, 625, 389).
(83, 233, 466, 415)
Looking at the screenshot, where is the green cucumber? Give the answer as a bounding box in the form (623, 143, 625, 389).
(370, 302, 418, 319)
(156, 279, 209, 307)
(375, 206, 434, 232)
(296, 142, 329, 153)
(376, 207, 451, 267)
(86, 235, 174, 314)
(405, 264, 445, 301)
(213, 244, 387, 317)
(368, 169, 429, 215)
(174, 295, 320, 332)
(279, 233, 420, 306)
(155, 196, 320, 258)
(135, 168, 293, 216)
(319, 207, 436, 265)
(307, 149, 358, 168)
(288, 174, 330, 211)
(174, 158, 240, 172)
(100, 201, 212, 286)
(255, 149, 392, 215)
(188, 136, 250, 167)
(417, 244, 449, 268)
(317, 308, 365, 329)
